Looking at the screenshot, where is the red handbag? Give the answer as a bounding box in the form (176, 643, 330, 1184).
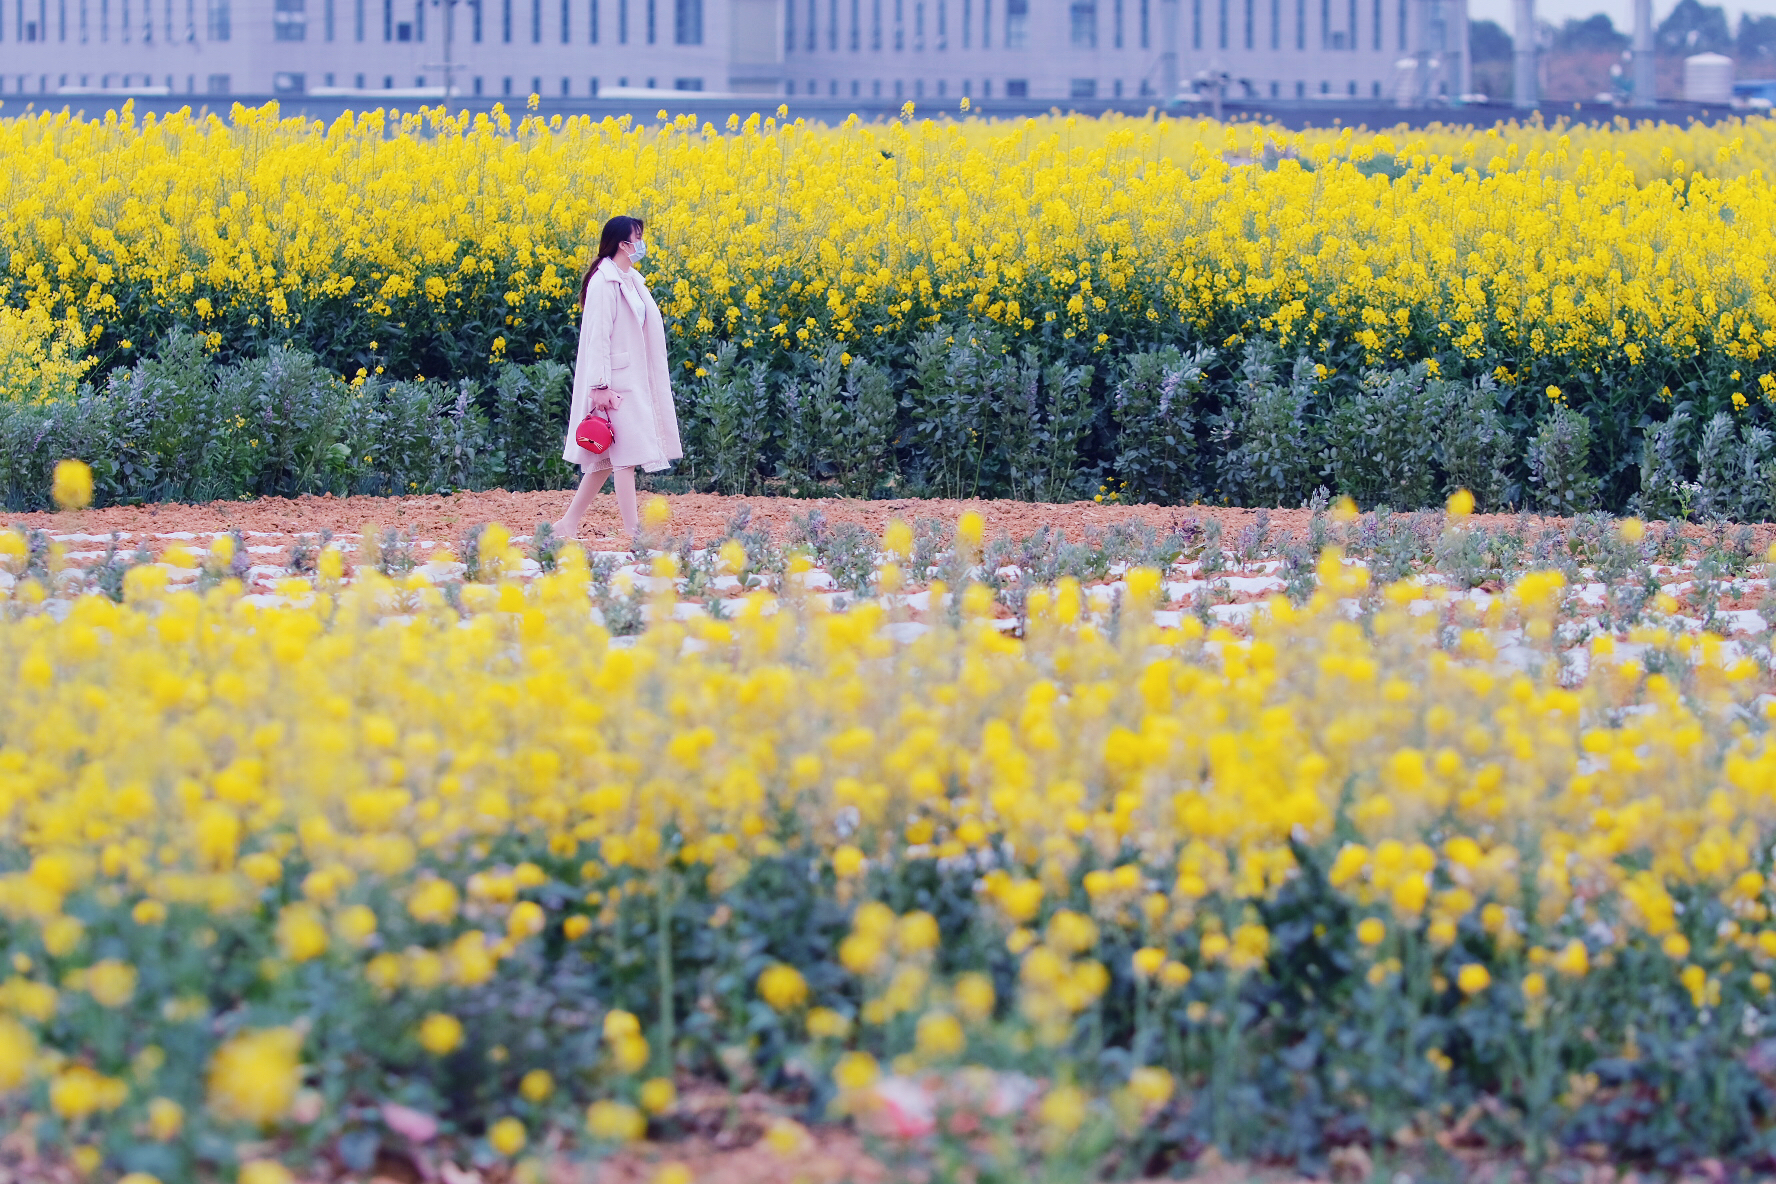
(575, 406, 615, 454)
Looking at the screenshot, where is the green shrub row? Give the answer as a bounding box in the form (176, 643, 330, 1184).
(7, 327, 1759, 517)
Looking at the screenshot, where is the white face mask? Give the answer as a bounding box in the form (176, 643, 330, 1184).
(625, 238, 647, 261)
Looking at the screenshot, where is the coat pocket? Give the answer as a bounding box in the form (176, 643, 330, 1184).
(610, 350, 634, 370)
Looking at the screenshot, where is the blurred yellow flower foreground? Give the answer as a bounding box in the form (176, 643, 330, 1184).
(0, 518, 1774, 1176)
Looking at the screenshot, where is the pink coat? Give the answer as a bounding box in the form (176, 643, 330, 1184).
(562, 256, 683, 472)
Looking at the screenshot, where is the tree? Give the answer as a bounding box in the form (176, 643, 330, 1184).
(1738, 13, 1776, 68)
(1469, 18, 1512, 62)
(1554, 13, 1629, 52)
(1656, 0, 1731, 55)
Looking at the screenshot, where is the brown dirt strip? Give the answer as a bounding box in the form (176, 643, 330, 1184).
(14, 489, 1757, 551)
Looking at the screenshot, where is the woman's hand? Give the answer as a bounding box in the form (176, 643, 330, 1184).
(588, 386, 619, 411)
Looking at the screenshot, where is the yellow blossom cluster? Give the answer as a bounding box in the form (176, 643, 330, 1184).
(0, 515, 1773, 1172)
(3, 102, 1776, 390)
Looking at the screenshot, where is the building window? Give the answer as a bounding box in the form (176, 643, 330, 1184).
(560, 0, 568, 40)
(1069, 77, 1095, 97)
(206, 71, 229, 90)
(892, 0, 900, 48)
(830, 0, 838, 47)
(1268, 0, 1276, 46)
(1370, 78, 1379, 95)
(1216, 0, 1224, 47)
(1319, 79, 1328, 92)
(473, 75, 483, 92)
(205, 0, 227, 38)
(588, 0, 595, 38)
(1112, 77, 1120, 95)
(870, 0, 878, 47)
(646, 0, 652, 40)
(1370, 0, 1377, 47)
(273, 0, 304, 39)
(849, 0, 857, 47)
(961, 0, 969, 44)
(1111, 0, 1120, 46)
(531, 74, 541, 92)
(872, 77, 881, 94)
(273, 70, 305, 91)
(589, 75, 598, 92)
(851, 78, 859, 93)
(1004, 77, 1025, 96)
(1068, 0, 1091, 47)
(675, 76, 702, 89)
(1139, 0, 1147, 45)
(937, 77, 945, 94)
(355, 71, 365, 84)
(1268, 79, 1277, 95)
(933, 0, 941, 47)
(324, 0, 334, 39)
(417, 0, 425, 39)
(785, 0, 795, 47)
(561, 75, 569, 93)
(1329, 28, 1341, 46)
(981, 0, 988, 44)
(786, 78, 795, 93)
(1002, 0, 1022, 45)
(1243, 0, 1250, 47)
(618, 0, 625, 40)
(396, 18, 410, 36)
(673, 0, 697, 40)
(894, 77, 902, 95)
(914, 78, 923, 95)
(502, 74, 511, 92)
(808, 0, 816, 49)
(1189, 0, 1198, 47)
(531, 0, 539, 40)
(982, 77, 990, 95)
(355, 0, 364, 39)
(1295, 0, 1302, 47)
(1396, 0, 1403, 49)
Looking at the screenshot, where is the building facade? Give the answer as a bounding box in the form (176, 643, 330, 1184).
(783, 0, 1466, 104)
(0, 0, 1464, 102)
(0, 0, 782, 97)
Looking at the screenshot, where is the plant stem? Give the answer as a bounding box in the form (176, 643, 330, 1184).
(656, 863, 674, 1076)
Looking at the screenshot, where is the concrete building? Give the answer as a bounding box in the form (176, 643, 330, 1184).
(0, 0, 1464, 102)
(0, 0, 782, 97)
(783, 0, 1467, 104)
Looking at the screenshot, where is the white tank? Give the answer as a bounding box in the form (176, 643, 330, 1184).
(1684, 53, 1734, 104)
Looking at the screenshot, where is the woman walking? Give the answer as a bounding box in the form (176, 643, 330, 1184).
(552, 215, 682, 540)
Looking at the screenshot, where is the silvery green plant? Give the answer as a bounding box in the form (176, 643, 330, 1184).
(1110, 345, 1211, 505)
(1217, 341, 1320, 508)
(1321, 361, 1446, 511)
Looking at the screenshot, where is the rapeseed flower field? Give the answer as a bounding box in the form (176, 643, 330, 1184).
(2, 102, 1775, 507)
(5, 475, 1776, 1177)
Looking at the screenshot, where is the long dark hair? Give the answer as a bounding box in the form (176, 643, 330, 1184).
(579, 215, 645, 306)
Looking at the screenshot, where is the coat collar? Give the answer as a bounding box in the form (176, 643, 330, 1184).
(595, 255, 649, 320)
(595, 255, 648, 287)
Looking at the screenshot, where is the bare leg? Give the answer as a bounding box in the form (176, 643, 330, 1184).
(552, 467, 610, 539)
(553, 465, 639, 539)
(611, 466, 639, 537)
